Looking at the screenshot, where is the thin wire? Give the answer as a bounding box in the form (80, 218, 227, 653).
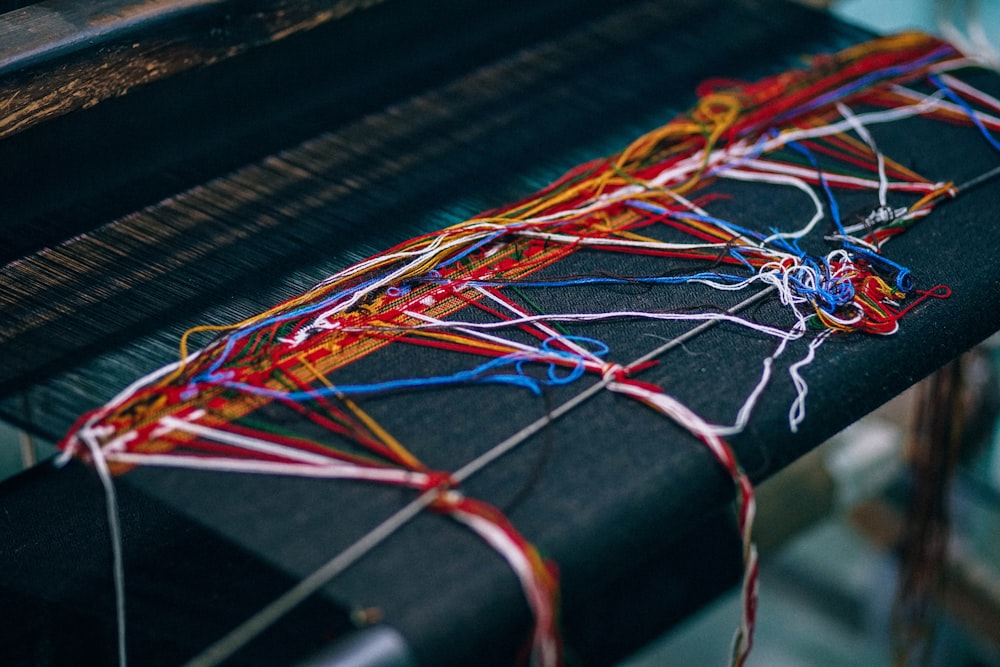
(626, 286, 776, 370)
(913, 163, 1000, 211)
(957, 162, 1000, 192)
(184, 490, 438, 667)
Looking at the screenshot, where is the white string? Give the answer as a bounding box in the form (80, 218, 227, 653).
(889, 84, 1000, 129)
(758, 93, 949, 148)
(107, 452, 431, 487)
(354, 309, 798, 342)
(403, 308, 545, 355)
(78, 428, 128, 667)
(155, 415, 345, 466)
(835, 102, 889, 207)
(718, 168, 826, 241)
(788, 330, 832, 433)
(965, 0, 1000, 69)
(511, 228, 732, 251)
(471, 284, 606, 364)
(937, 73, 1000, 113)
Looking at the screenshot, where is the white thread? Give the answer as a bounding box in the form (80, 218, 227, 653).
(358, 309, 798, 342)
(836, 102, 889, 207)
(788, 331, 831, 432)
(156, 416, 343, 466)
(79, 428, 127, 667)
(106, 453, 430, 487)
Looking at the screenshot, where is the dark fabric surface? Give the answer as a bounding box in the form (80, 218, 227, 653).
(0, 461, 355, 666)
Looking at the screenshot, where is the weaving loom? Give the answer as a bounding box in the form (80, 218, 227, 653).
(2, 1, 1000, 665)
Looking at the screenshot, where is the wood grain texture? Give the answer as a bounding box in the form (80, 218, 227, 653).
(0, 0, 389, 138)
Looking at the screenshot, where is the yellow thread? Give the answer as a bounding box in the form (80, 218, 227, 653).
(297, 355, 424, 470)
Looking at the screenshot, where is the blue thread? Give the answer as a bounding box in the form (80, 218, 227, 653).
(844, 243, 914, 292)
(929, 73, 1000, 154)
(770, 234, 805, 257)
(200, 275, 387, 379)
(455, 272, 750, 289)
(436, 229, 507, 270)
(671, 211, 769, 243)
(536, 335, 608, 384)
(783, 254, 856, 313)
(729, 247, 755, 272)
(787, 140, 845, 236)
(206, 336, 612, 400)
(624, 199, 669, 216)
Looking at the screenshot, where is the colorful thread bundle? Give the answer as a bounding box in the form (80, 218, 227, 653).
(59, 32, 1000, 667)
